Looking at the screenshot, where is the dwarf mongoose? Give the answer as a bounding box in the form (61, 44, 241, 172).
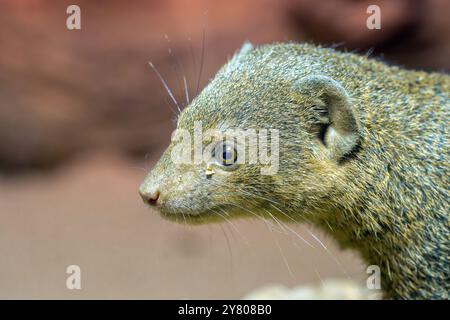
(139, 43, 449, 299)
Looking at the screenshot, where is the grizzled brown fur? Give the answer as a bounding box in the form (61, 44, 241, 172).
(140, 43, 449, 299)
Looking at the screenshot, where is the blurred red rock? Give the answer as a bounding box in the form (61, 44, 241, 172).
(0, 0, 448, 172)
(284, 0, 450, 70)
(0, 0, 291, 171)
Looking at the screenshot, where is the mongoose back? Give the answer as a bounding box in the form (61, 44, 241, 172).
(139, 43, 449, 299)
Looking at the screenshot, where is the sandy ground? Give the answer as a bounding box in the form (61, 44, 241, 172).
(0, 151, 366, 299)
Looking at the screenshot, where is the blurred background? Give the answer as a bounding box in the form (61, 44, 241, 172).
(0, 0, 448, 299)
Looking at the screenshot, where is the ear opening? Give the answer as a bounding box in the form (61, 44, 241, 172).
(296, 75, 361, 162)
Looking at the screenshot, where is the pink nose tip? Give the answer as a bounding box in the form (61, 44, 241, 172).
(141, 190, 160, 206)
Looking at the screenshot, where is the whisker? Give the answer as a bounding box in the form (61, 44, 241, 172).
(220, 188, 313, 247)
(148, 61, 181, 113)
(215, 208, 248, 244)
(306, 229, 327, 250)
(164, 97, 177, 115)
(165, 35, 190, 107)
(260, 208, 288, 235)
(201, 182, 350, 278)
(195, 28, 206, 96)
(267, 224, 295, 279)
(218, 187, 325, 248)
(187, 35, 198, 94)
(314, 268, 325, 287)
(181, 62, 190, 106)
(219, 224, 234, 276)
(265, 208, 315, 249)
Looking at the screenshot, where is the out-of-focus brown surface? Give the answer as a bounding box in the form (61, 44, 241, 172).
(0, 0, 448, 298)
(0, 0, 449, 170)
(0, 152, 365, 298)
(0, 0, 290, 170)
(285, 0, 450, 71)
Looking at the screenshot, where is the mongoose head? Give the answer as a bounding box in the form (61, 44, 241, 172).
(139, 43, 361, 224)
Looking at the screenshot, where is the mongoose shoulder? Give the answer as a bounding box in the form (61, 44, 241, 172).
(139, 43, 450, 299)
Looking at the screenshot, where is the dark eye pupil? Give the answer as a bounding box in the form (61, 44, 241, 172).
(214, 142, 237, 166)
(222, 147, 235, 165)
(223, 150, 232, 160)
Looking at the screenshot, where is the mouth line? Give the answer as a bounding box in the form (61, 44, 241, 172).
(157, 205, 237, 225)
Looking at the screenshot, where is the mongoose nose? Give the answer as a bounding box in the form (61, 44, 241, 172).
(140, 190, 160, 206)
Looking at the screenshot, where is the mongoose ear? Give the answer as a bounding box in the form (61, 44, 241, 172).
(296, 75, 360, 161)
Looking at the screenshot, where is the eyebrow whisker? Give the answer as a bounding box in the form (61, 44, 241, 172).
(148, 61, 181, 113)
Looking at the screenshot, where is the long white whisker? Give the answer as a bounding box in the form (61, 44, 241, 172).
(214, 208, 248, 244)
(307, 229, 327, 250)
(177, 58, 190, 105)
(187, 35, 198, 94)
(195, 28, 206, 96)
(166, 38, 190, 107)
(219, 224, 234, 276)
(265, 208, 315, 249)
(267, 223, 295, 279)
(148, 61, 181, 113)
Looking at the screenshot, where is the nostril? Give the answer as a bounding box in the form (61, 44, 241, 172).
(148, 191, 160, 206)
(145, 190, 160, 206)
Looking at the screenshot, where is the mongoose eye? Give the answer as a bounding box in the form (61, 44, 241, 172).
(213, 141, 238, 168)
